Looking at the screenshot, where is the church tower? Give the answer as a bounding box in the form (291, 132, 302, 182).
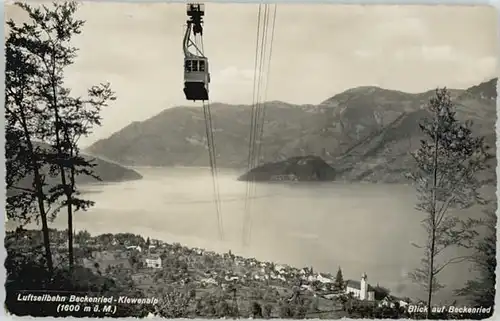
(360, 272, 368, 300)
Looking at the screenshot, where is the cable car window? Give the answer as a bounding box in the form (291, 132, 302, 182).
(185, 60, 192, 72)
(192, 60, 198, 72)
(199, 60, 205, 72)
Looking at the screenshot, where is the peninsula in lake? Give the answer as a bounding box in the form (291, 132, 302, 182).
(238, 156, 336, 182)
(7, 143, 142, 197)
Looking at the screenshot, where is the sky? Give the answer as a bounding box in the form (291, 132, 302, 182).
(5, 2, 498, 146)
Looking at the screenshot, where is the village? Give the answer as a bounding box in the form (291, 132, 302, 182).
(6, 228, 422, 318)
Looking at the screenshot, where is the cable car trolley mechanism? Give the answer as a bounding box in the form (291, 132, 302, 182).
(183, 3, 210, 102)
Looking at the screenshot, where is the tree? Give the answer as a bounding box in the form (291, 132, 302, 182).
(308, 297, 319, 313)
(373, 284, 390, 300)
(407, 88, 490, 318)
(10, 1, 116, 270)
(251, 301, 263, 318)
(278, 301, 293, 318)
(263, 303, 273, 318)
(293, 298, 308, 319)
(455, 207, 496, 316)
(5, 7, 58, 274)
(154, 286, 196, 317)
(334, 266, 344, 291)
(74, 230, 91, 245)
(215, 299, 229, 317)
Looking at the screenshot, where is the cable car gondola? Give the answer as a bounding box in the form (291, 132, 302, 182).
(183, 3, 210, 102)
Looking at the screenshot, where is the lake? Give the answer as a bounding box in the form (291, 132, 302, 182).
(10, 166, 482, 304)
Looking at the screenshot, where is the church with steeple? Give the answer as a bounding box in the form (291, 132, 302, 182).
(345, 272, 375, 301)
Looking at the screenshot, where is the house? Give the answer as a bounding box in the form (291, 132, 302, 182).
(317, 273, 333, 284)
(126, 245, 142, 252)
(200, 277, 218, 286)
(378, 295, 397, 308)
(345, 273, 375, 301)
(323, 293, 342, 300)
(399, 299, 410, 308)
(145, 255, 162, 269)
(224, 275, 239, 282)
(378, 295, 411, 309)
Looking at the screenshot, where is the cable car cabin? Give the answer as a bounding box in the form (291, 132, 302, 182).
(184, 57, 210, 101)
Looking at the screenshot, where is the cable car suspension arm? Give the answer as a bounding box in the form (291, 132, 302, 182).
(184, 22, 205, 58)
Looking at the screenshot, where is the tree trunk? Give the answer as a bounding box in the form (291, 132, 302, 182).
(67, 197, 74, 269)
(55, 144, 73, 270)
(427, 228, 436, 319)
(427, 119, 440, 319)
(50, 76, 74, 270)
(18, 108, 54, 274)
(33, 169, 54, 274)
(44, 47, 73, 270)
(67, 162, 77, 269)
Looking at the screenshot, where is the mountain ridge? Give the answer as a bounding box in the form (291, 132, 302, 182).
(86, 78, 497, 184)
